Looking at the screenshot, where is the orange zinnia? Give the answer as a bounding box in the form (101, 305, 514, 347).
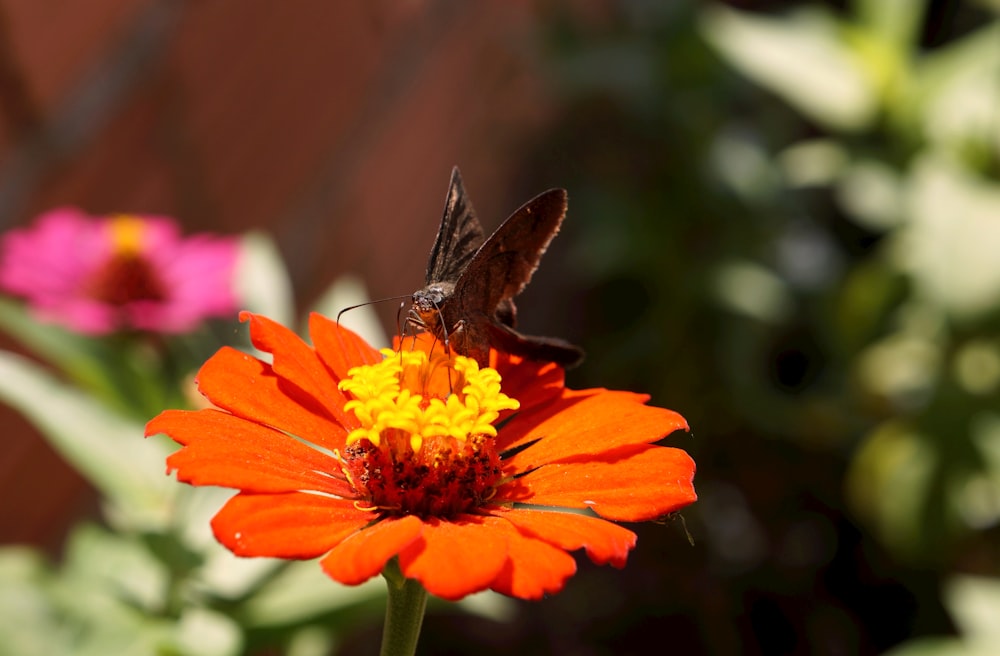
(146, 311, 696, 601)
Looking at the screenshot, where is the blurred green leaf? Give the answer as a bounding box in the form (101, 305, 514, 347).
(174, 608, 243, 656)
(285, 626, 338, 656)
(170, 486, 287, 601)
(886, 575, 1000, 655)
(0, 548, 71, 656)
(701, 5, 877, 131)
(779, 138, 850, 188)
(0, 298, 121, 401)
(453, 590, 518, 623)
(909, 23, 1000, 169)
(898, 154, 1000, 321)
(945, 575, 1000, 644)
(713, 260, 793, 323)
(846, 421, 936, 558)
(240, 561, 384, 628)
(0, 537, 177, 656)
(884, 637, 994, 656)
(233, 231, 295, 327)
(836, 158, 905, 230)
(855, 321, 942, 408)
(710, 127, 782, 201)
(0, 350, 175, 530)
(854, 0, 926, 52)
(0, 298, 197, 420)
(834, 258, 907, 354)
(963, 413, 1000, 529)
(61, 523, 169, 614)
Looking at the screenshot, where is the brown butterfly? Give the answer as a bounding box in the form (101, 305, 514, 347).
(410, 167, 584, 368)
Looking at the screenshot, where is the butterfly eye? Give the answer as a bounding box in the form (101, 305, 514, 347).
(412, 290, 438, 313)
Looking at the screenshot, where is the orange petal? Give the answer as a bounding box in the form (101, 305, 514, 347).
(240, 312, 357, 429)
(492, 507, 636, 567)
(478, 515, 577, 600)
(494, 388, 599, 453)
(211, 491, 368, 558)
(196, 346, 350, 452)
(320, 515, 424, 585)
(309, 312, 383, 380)
(501, 390, 688, 472)
(502, 444, 697, 522)
(397, 516, 508, 601)
(491, 352, 565, 413)
(148, 409, 353, 497)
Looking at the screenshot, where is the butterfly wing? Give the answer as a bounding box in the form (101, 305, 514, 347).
(416, 172, 581, 367)
(453, 187, 568, 314)
(484, 319, 584, 368)
(424, 167, 486, 285)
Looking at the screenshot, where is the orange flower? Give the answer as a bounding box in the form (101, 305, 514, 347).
(146, 312, 696, 601)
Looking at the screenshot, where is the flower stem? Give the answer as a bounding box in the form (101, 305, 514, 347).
(380, 559, 428, 656)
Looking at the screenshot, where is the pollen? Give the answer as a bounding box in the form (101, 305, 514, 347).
(339, 349, 518, 452)
(108, 215, 146, 255)
(336, 348, 520, 518)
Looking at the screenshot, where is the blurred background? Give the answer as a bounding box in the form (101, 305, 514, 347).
(2, 0, 1000, 654)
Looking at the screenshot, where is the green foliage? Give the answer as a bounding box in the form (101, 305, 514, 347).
(530, 0, 1000, 650)
(0, 232, 388, 654)
(698, 0, 1000, 562)
(885, 576, 1000, 655)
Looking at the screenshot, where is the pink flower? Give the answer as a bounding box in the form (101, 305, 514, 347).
(0, 208, 240, 335)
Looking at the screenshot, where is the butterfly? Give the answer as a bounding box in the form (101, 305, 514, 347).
(409, 167, 584, 368)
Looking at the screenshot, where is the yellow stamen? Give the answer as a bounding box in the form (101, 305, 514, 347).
(108, 215, 146, 255)
(338, 348, 519, 452)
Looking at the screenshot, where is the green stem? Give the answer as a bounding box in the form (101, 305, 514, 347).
(380, 559, 428, 656)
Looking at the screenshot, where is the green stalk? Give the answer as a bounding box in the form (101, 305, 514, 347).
(380, 559, 428, 656)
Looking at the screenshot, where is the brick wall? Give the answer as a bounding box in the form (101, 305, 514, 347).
(0, 0, 563, 546)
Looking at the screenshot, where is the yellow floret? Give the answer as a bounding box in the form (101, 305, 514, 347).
(337, 349, 519, 452)
(108, 216, 146, 255)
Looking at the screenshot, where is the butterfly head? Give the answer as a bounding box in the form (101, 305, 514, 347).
(412, 282, 452, 314)
(409, 281, 456, 334)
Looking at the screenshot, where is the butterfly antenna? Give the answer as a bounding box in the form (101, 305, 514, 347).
(394, 301, 407, 341)
(336, 293, 412, 327)
(395, 301, 411, 367)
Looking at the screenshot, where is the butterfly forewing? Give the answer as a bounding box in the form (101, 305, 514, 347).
(453, 188, 568, 313)
(424, 167, 486, 285)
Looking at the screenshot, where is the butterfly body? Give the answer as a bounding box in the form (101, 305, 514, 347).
(410, 167, 583, 368)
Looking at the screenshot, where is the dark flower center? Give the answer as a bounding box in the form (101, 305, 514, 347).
(336, 349, 518, 519)
(343, 436, 503, 519)
(86, 253, 167, 306)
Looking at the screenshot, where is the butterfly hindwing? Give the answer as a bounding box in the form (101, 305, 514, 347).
(484, 319, 583, 368)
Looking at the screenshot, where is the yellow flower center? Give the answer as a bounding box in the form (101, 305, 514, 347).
(339, 349, 519, 453)
(108, 215, 146, 256)
(85, 216, 166, 305)
(336, 348, 520, 517)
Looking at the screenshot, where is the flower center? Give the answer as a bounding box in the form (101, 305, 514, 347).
(85, 216, 167, 306)
(337, 348, 519, 518)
